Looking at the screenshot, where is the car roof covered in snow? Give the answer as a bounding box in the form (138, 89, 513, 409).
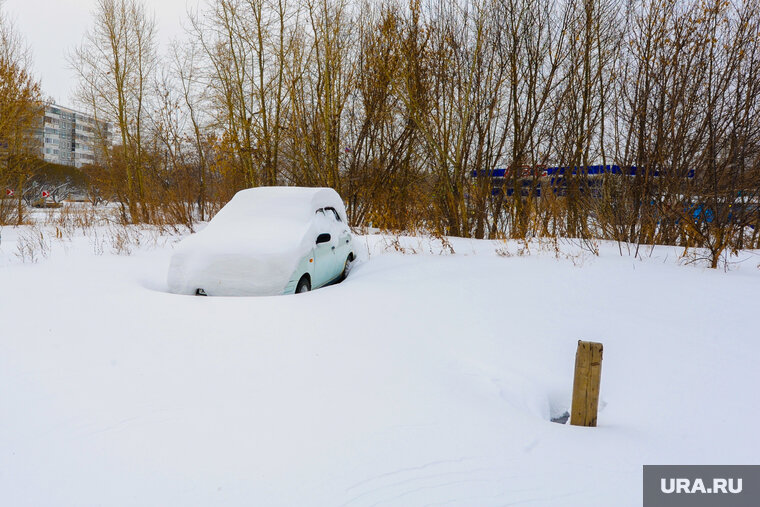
(211, 186, 348, 224)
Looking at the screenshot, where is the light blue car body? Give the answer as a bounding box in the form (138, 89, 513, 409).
(282, 206, 355, 294)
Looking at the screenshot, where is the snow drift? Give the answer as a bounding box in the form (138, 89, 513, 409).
(1, 222, 759, 506)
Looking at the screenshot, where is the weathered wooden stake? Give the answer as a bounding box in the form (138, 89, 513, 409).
(570, 340, 603, 427)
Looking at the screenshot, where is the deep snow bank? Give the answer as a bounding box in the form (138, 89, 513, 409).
(0, 224, 758, 506)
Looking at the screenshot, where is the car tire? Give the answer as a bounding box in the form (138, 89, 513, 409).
(339, 255, 352, 281)
(296, 276, 311, 294)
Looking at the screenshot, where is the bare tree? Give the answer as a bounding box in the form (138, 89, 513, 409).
(0, 0, 42, 225)
(71, 0, 158, 222)
(58, 0, 760, 261)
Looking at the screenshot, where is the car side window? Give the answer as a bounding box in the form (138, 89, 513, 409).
(325, 207, 341, 222)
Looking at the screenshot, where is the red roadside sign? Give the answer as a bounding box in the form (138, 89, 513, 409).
(4, 189, 12, 196)
(42, 191, 50, 198)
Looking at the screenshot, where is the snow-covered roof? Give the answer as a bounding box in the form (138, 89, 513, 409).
(212, 186, 348, 225)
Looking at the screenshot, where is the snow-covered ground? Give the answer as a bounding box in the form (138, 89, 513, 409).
(1, 216, 759, 506)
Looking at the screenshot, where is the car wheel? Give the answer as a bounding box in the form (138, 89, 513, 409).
(296, 275, 311, 294)
(339, 256, 352, 281)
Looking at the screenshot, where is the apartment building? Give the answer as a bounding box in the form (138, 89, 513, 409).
(38, 104, 111, 168)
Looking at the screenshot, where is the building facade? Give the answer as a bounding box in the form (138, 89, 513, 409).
(38, 104, 111, 168)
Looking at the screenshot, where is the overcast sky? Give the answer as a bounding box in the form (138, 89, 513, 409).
(4, 0, 195, 108)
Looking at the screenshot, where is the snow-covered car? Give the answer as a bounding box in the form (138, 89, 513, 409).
(167, 187, 354, 296)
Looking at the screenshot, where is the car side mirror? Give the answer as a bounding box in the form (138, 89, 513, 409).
(316, 233, 331, 244)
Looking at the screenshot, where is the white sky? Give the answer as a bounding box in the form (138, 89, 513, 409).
(3, 0, 197, 108)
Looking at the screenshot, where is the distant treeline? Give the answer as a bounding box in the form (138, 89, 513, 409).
(2, 0, 759, 266)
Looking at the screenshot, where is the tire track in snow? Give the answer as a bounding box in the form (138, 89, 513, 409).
(342, 457, 505, 506)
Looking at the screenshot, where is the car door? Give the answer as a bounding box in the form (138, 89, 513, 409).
(312, 209, 338, 287)
(326, 207, 351, 266)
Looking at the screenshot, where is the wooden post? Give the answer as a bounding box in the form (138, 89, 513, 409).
(570, 340, 603, 427)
